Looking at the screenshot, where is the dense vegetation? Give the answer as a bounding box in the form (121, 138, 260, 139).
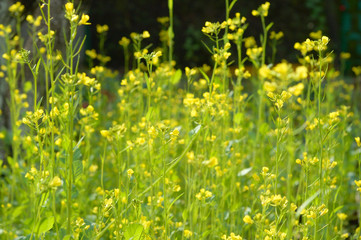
(0, 1, 361, 239)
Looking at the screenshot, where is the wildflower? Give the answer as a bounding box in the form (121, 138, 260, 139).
(337, 213, 347, 221)
(252, 2, 270, 17)
(270, 31, 284, 40)
(89, 165, 98, 173)
(9, 2, 25, 15)
(288, 83, 304, 96)
(100, 130, 110, 138)
(96, 24, 108, 33)
(341, 233, 349, 239)
(79, 14, 91, 25)
(26, 15, 34, 24)
(76, 217, 85, 227)
(263, 82, 277, 93)
(65, 2, 74, 13)
(246, 47, 263, 60)
(157, 16, 169, 25)
(202, 21, 226, 35)
(259, 65, 271, 79)
(104, 198, 113, 209)
(49, 176, 62, 188)
(119, 37, 130, 47)
(25, 172, 34, 180)
(244, 36, 256, 48)
(195, 188, 212, 200)
(340, 52, 351, 59)
(309, 30, 322, 39)
(243, 215, 254, 224)
(184, 230, 193, 238)
(142, 31, 150, 38)
(127, 169, 134, 179)
(355, 137, 361, 147)
(355, 180, 361, 192)
(222, 233, 243, 240)
(352, 66, 361, 76)
(291, 203, 297, 211)
(173, 185, 181, 192)
(170, 128, 179, 140)
(202, 156, 218, 168)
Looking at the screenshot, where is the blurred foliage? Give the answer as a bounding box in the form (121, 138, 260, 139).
(9, 0, 347, 69)
(86, 0, 342, 69)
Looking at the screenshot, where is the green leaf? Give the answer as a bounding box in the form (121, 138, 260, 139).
(296, 190, 320, 218)
(229, 0, 238, 12)
(12, 205, 26, 220)
(192, 203, 198, 226)
(266, 22, 274, 31)
(24, 81, 32, 93)
(73, 160, 83, 183)
(198, 68, 210, 85)
(146, 107, 153, 122)
(234, 112, 243, 125)
(182, 209, 188, 222)
(167, 193, 184, 212)
(35, 58, 41, 75)
(38, 216, 54, 234)
(189, 124, 201, 136)
(124, 223, 144, 240)
(171, 69, 182, 85)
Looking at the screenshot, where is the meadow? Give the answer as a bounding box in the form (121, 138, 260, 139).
(0, 1, 361, 239)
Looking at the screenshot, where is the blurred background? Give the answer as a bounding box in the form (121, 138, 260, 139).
(0, 0, 360, 73)
(84, 0, 359, 74)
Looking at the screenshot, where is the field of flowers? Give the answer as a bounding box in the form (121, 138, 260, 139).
(1, 1, 361, 239)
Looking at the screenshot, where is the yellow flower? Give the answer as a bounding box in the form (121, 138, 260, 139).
(337, 213, 347, 221)
(96, 24, 109, 33)
(195, 188, 212, 200)
(142, 31, 150, 38)
(49, 176, 62, 188)
(119, 37, 130, 47)
(355, 137, 361, 147)
(89, 165, 98, 173)
(173, 185, 181, 192)
(203, 156, 218, 168)
(263, 81, 277, 92)
(252, 2, 270, 17)
(309, 30, 322, 39)
(270, 31, 284, 40)
(79, 14, 91, 25)
(85, 49, 97, 59)
(184, 230, 193, 238)
(127, 169, 134, 179)
(25, 172, 34, 180)
(259, 65, 271, 79)
(355, 180, 361, 192)
(288, 83, 304, 96)
(340, 52, 351, 59)
(100, 130, 110, 138)
(341, 233, 349, 239)
(352, 66, 361, 76)
(65, 2, 74, 13)
(170, 128, 179, 140)
(34, 16, 42, 27)
(9, 2, 24, 14)
(26, 15, 34, 24)
(243, 215, 254, 224)
(222, 233, 243, 240)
